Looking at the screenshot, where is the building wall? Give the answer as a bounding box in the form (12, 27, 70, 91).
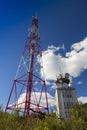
(55, 84, 78, 120)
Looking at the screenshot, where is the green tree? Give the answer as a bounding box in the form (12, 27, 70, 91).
(66, 104, 87, 130)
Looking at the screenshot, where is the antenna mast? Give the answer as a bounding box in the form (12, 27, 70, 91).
(5, 15, 49, 116)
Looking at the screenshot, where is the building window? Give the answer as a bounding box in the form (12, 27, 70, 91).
(70, 94, 72, 98)
(67, 95, 69, 98)
(67, 94, 72, 98)
(62, 94, 64, 97)
(67, 102, 68, 107)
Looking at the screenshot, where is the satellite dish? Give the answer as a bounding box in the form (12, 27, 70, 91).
(65, 73, 69, 79)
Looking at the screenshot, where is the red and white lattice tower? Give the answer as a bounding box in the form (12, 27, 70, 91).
(5, 15, 49, 116)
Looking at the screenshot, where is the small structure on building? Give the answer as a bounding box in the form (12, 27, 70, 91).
(55, 73, 78, 120)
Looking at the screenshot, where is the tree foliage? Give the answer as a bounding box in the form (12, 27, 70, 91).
(0, 104, 87, 130)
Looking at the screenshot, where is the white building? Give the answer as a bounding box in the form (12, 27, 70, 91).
(55, 73, 78, 120)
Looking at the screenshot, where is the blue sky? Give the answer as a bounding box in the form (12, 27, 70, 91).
(0, 0, 87, 109)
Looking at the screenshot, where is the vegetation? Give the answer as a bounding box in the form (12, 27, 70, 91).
(0, 103, 87, 130)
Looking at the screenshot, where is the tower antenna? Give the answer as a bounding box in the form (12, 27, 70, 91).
(5, 15, 49, 116)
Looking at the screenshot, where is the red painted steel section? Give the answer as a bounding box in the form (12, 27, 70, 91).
(25, 47, 34, 116)
(5, 15, 49, 116)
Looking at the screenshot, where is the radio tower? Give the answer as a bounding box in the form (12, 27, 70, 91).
(5, 15, 49, 116)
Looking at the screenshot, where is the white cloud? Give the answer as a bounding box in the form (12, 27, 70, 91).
(78, 96, 87, 104)
(41, 37, 87, 80)
(10, 92, 54, 109)
(48, 45, 61, 52)
(77, 81, 82, 85)
(51, 84, 56, 89)
(10, 38, 87, 111)
(42, 47, 66, 80)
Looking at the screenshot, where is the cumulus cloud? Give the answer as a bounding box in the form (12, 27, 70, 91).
(78, 96, 87, 104)
(42, 47, 66, 80)
(10, 92, 54, 109)
(11, 38, 87, 111)
(41, 37, 87, 80)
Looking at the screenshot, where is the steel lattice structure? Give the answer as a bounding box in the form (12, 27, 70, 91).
(5, 15, 49, 116)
